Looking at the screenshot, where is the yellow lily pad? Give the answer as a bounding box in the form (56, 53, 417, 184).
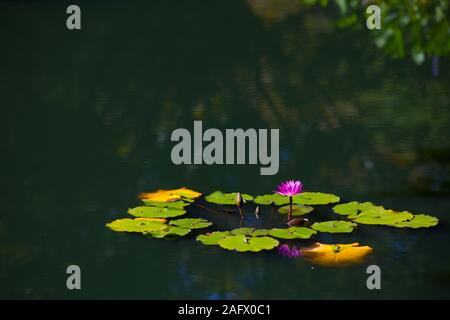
(138, 187, 202, 202)
(301, 242, 373, 267)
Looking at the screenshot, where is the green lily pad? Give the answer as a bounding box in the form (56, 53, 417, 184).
(205, 191, 254, 205)
(141, 200, 190, 209)
(394, 214, 439, 229)
(349, 208, 414, 226)
(128, 206, 186, 218)
(253, 194, 290, 205)
(333, 201, 382, 216)
(150, 226, 191, 238)
(251, 229, 270, 236)
(196, 231, 231, 245)
(169, 218, 212, 229)
(268, 227, 317, 239)
(217, 235, 279, 252)
(311, 220, 357, 233)
(106, 218, 167, 234)
(230, 227, 255, 235)
(293, 192, 340, 205)
(278, 204, 314, 216)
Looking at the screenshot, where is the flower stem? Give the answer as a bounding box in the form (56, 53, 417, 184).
(288, 196, 293, 221)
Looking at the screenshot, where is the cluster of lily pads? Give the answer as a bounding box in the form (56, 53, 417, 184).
(105, 183, 439, 267)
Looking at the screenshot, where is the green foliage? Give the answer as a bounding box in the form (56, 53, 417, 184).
(128, 206, 186, 218)
(278, 204, 314, 216)
(253, 194, 290, 205)
(141, 200, 190, 209)
(393, 214, 439, 228)
(106, 218, 167, 233)
(217, 235, 279, 252)
(205, 191, 254, 205)
(196, 231, 231, 245)
(333, 201, 382, 216)
(311, 220, 357, 233)
(293, 192, 340, 205)
(348, 208, 414, 226)
(169, 218, 212, 229)
(268, 227, 317, 239)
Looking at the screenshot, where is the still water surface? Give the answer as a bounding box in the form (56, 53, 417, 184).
(1, 1, 450, 299)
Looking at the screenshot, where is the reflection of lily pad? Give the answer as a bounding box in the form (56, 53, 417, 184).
(333, 201, 382, 216)
(196, 231, 231, 245)
(217, 235, 279, 252)
(205, 191, 254, 205)
(141, 200, 190, 209)
(278, 204, 314, 216)
(169, 218, 212, 229)
(349, 208, 413, 226)
(106, 218, 167, 233)
(311, 221, 357, 233)
(139, 187, 201, 202)
(253, 194, 290, 205)
(128, 206, 186, 218)
(293, 192, 340, 205)
(394, 214, 439, 228)
(268, 227, 316, 239)
(301, 242, 373, 267)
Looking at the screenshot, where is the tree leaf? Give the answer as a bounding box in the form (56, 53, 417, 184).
(253, 194, 290, 205)
(106, 218, 167, 233)
(138, 187, 201, 202)
(394, 214, 439, 228)
(268, 227, 317, 239)
(333, 201, 382, 215)
(128, 206, 186, 218)
(169, 218, 212, 229)
(293, 192, 340, 205)
(196, 231, 231, 245)
(301, 242, 373, 267)
(311, 220, 357, 233)
(205, 191, 254, 205)
(278, 204, 314, 216)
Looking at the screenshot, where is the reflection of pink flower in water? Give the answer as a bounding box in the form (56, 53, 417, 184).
(278, 244, 302, 258)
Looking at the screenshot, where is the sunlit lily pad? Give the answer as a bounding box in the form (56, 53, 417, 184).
(141, 200, 190, 209)
(311, 220, 357, 233)
(106, 218, 167, 233)
(251, 229, 270, 236)
(196, 231, 231, 245)
(293, 192, 340, 205)
(149, 226, 191, 238)
(169, 218, 212, 229)
(139, 187, 201, 202)
(333, 201, 382, 216)
(278, 204, 314, 216)
(253, 194, 290, 205)
(205, 191, 254, 205)
(394, 214, 439, 228)
(349, 208, 414, 226)
(230, 227, 255, 235)
(301, 242, 373, 267)
(128, 206, 186, 218)
(217, 235, 279, 252)
(268, 227, 317, 239)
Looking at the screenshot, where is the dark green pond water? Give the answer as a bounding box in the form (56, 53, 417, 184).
(1, 1, 450, 299)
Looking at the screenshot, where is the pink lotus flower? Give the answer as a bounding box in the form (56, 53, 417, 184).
(278, 244, 302, 258)
(275, 180, 303, 197)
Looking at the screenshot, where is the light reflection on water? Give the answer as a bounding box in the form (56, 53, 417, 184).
(0, 0, 449, 299)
